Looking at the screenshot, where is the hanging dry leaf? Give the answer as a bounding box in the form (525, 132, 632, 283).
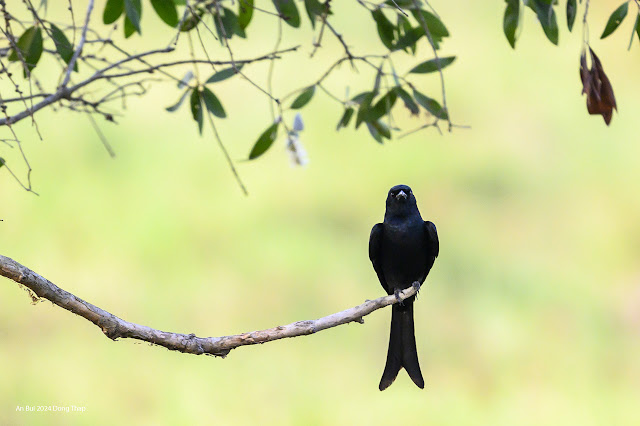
(579, 48, 617, 125)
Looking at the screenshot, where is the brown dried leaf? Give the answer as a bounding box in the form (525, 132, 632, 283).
(579, 48, 617, 125)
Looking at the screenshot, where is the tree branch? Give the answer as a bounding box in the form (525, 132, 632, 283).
(61, 0, 94, 87)
(0, 254, 417, 357)
(0, 46, 299, 127)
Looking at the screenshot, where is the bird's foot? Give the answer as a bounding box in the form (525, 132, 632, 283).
(412, 281, 421, 294)
(394, 289, 404, 306)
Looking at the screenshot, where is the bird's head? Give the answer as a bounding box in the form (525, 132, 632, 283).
(385, 184, 419, 218)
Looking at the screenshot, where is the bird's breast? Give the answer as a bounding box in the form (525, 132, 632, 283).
(380, 220, 429, 290)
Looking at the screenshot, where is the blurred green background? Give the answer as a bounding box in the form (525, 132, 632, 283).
(2, 0, 640, 424)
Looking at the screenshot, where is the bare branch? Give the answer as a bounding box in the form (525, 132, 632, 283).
(0, 254, 417, 357)
(61, 0, 94, 87)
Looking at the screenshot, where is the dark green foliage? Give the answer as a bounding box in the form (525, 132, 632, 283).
(249, 122, 280, 160)
(290, 86, 316, 109)
(409, 56, 456, 74)
(151, 0, 178, 27)
(190, 89, 204, 134)
(336, 107, 354, 130)
(566, 0, 577, 32)
(206, 65, 244, 84)
(372, 9, 396, 50)
(238, 0, 254, 30)
(202, 88, 226, 118)
(503, 0, 519, 48)
(124, 0, 142, 37)
(50, 24, 77, 71)
(304, 0, 324, 28)
(273, 0, 301, 28)
(527, 0, 559, 45)
(394, 87, 420, 116)
(8, 26, 43, 75)
(601, 2, 628, 39)
(413, 89, 447, 119)
(92, 0, 455, 145)
(103, 0, 124, 24)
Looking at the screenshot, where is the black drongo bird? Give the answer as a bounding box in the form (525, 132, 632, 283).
(369, 184, 439, 391)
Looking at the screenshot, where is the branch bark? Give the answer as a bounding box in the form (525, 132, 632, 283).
(0, 254, 417, 357)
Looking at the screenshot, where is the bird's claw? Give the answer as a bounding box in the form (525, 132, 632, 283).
(412, 281, 421, 294)
(394, 289, 404, 306)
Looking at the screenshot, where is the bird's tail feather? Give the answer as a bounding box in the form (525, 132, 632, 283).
(379, 303, 424, 391)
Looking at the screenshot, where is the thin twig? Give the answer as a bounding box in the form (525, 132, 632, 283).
(205, 111, 248, 196)
(410, 0, 451, 131)
(61, 0, 94, 87)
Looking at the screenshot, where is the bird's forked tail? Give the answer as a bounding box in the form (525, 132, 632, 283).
(379, 302, 424, 391)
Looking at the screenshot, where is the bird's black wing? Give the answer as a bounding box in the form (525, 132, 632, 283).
(424, 221, 439, 258)
(369, 223, 389, 294)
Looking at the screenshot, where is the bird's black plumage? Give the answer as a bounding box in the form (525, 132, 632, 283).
(369, 184, 439, 391)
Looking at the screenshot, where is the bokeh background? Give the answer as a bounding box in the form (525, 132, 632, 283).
(2, 0, 640, 424)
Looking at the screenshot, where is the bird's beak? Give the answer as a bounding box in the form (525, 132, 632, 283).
(396, 190, 407, 200)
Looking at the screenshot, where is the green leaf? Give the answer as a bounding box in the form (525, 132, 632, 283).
(190, 89, 204, 134)
(393, 26, 424, 51)
(566, 0, 577, 32)
(365, 120, 390, 144)
(366, 91, 398, 122)
(249, 122, 280, 160)
(151, 0, 178, 27)
(527, 0, 558, 45)
(206, 65, 244, 84)
(225, 7, 245, 38)
(503, 0, 519, 48)
(304, 0, 324, 28)
(371, 119, 391, 139)
(393, 87, 420, 115)
(50, 24, 77, 71)
(409, 56, 456, 74)
(273, 0, 300, 28)
(601, 2, 629, 39)
(124, 0, 142, 35)
(0, 157, 5, 168)
(351, 91, 373, 105)
(214, 8, 243, 43)
(166, 88, 190, 112)
(413, 89, 447, 119)
(8, 26, 43, 74)
(365, 122, 383, 143)
(103, 0, 124, 25)
(180, 9, 202, 32)
(290, 86, 315, 109)
(238, 0, 254, 30)
(410, 10, 449, 38)
(201, 87, 226, 118)
(372, 9, 395, 50)
(373, 67, 382, 94)
(336, 107, 354, 130)
(636, 13, 640, 44)
(124, 15, 136, 37)
(395, 14, 417, 54)
(355, 92, 376, 128)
